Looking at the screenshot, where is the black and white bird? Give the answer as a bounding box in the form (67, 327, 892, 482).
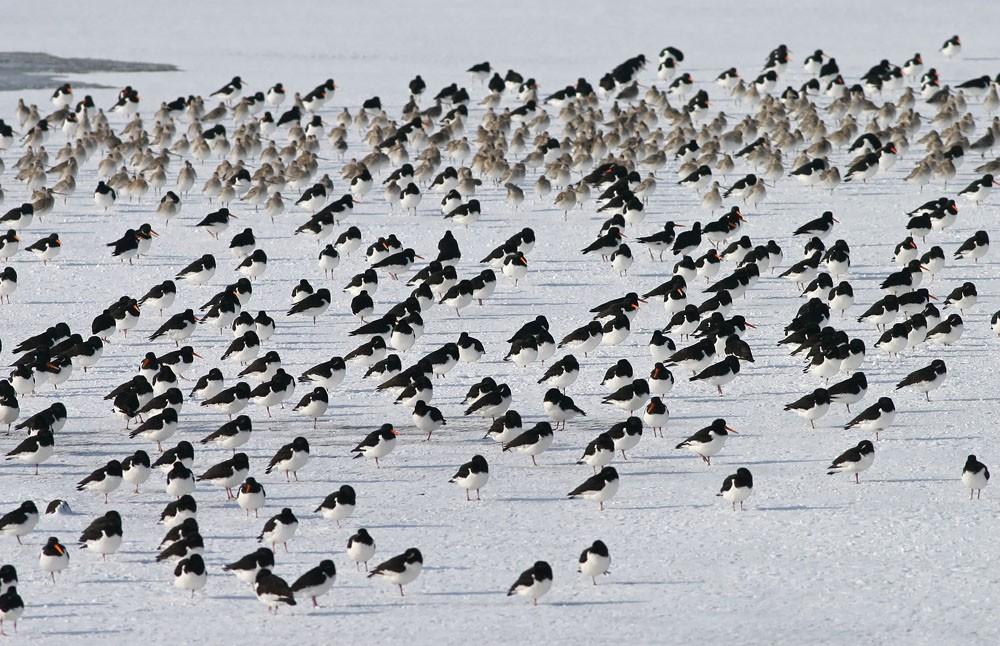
(718, 468, 754, 510)
(895, 359, 947, 401)
(676, 418, 737, 465)
(76, 460, 123, 503)
(828, 372, 868, 412)
(236, 249, 268, 280)
(190, 368, 225, 401)
(249, 368, 296, 416)
(39, 536, 70, 582)
(300, 356, 346, 389)
(827, 440, 875, 483)
(211, 75, 244, 102)
(578, 540, 611, 584)
(925, 314, 964, 346)
(128, 408, 179, 451)
(258, 508, 299, 552)
(265, 436, 310, 481)
(577, 432, 615, 472)
(149, 309, 197, 347)
(568, 466, 620, 510)
(608, 416, 643, 460)
(465, 383, 513, 420)
(449, 455, 489, 501)
(287, 288, 331, 324)
(410, 399, 445, 441)
(200, 381, 252, 418)
(315, 484, 356, 526)
(78, 510, 123, 560)
(601, 378, 651, 415)
(844, 397, 896, 440)
(642, 397, 669, 437)
(94, 181, 117, 210)
(368, 547, 423, 596)
(5, 429, 54, 474)
(537, 354, 580, 391)
(229, 227, 256, 258)
(291, 560, 337, 608)
(559, 320, 604, 356)
(944, 282, 977, 314)
(159, 495, 197, 528)
(503, 421, 554, 465)
(293, 386, 329, 428)
(152, 441, 194, 473)
(959, 174, 997, 204)
(0, 266, 17, 304)
(26, 233, 62, 264)
(176, 254, 216, 284)
(783, 388, 832, 428)
(351, 424, 398, 467)
(196, 208, 236, 238)
(224, 547, 275, 585)
(0, 577, 23, 635)
(941, 34, 961, 57)
(507, 561, 553, 605)
(347, 528, 376, 571)
(954, 230, 989, 262)
(166, 461, 196, 498)
(689, 355, 741, 395)
(197, 452, 250, 499)
(255, 568, 296, 613)
(0, 501, 39, 545)
(962, 455, 990, 500)
(0, 564, 15, 595)
(236, 477, 266, 518)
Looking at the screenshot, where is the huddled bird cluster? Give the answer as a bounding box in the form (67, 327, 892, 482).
(0, 31, 998, 629)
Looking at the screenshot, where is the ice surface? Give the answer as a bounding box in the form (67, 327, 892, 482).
(1, 2, 1000, 644)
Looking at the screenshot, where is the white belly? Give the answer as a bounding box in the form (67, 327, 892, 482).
(454, 471, 489, 491)
(579, 553, 611, 578)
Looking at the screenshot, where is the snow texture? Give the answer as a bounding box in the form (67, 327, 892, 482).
(1, 1, 1000, 644)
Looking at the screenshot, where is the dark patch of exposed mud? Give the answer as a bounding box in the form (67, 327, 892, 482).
(0, 51, 177, 91)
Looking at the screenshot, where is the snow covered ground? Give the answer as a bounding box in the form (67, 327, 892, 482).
(2, 2, 1000, 644)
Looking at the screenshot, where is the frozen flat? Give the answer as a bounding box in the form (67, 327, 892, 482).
(2, 2, 1000, 645)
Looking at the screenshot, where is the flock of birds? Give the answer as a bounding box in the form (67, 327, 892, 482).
(0, 32, 999, 630)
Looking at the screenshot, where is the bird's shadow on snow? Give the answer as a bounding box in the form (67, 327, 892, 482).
(40, 629, 126, 637)
(422, 589, 496, 597)
(615, 579, 703, 586)
(365, 522, 452, 529)
(738, 458, 827, 465)
(866, 477, 954, 483)
(305, 608, 380, 616)
(547, 599, 645, 607)
(756, 505, 846, 511)
(617, 503, 713, 511)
